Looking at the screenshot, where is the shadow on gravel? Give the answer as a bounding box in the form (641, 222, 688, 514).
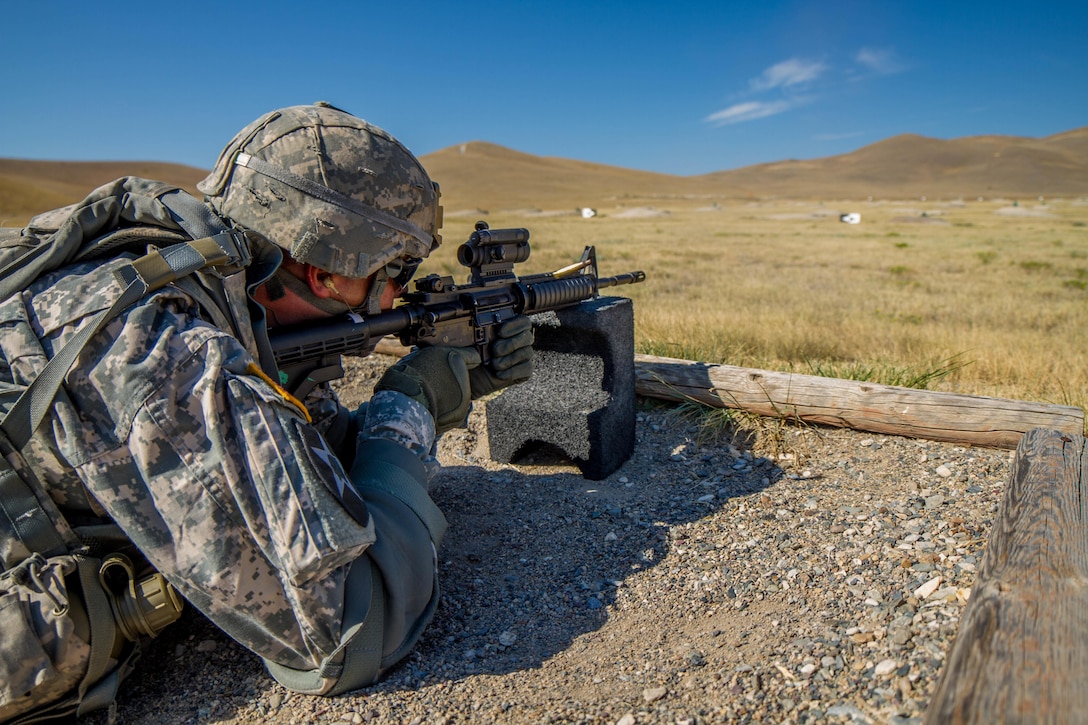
(376, 431, 785, 692)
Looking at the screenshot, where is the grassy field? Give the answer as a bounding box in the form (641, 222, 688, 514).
(426, 197, 1088, 415)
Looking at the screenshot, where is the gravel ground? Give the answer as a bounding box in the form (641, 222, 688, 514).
(87, 354, 1012, 725)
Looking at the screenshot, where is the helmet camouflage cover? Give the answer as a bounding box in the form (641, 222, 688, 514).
(198, 102, 442, 279)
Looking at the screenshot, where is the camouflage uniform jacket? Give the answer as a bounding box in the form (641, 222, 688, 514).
(0, 182, 444, 692)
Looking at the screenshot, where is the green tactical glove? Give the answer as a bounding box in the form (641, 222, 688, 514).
(375, 346, 482, 434)
(469, 315, 535, 399)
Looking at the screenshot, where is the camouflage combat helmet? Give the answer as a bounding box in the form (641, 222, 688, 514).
(198, 102, 442, 286)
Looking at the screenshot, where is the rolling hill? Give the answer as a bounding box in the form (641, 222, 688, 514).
(0, 160, 207, 227)
(699, 127, 1088, 200)
(417, 141, 730, 213)
(2, 127, 1085, 226)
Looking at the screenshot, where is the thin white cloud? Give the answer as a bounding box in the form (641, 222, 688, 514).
(705, 100, 796, 126)
(750, 58, 828, 91)
(854, 47, 906, 75)
(706, 50, 905, 130)
(704, 57, 826, 127)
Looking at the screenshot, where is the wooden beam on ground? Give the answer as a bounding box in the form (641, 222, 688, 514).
(925, 428, 1088, 723)
(374, 338, 412, 357)
(634, 354, 1084, 449)
(372, 343, 1084, 449)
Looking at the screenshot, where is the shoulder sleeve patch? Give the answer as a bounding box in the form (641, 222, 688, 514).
(296, 421, 370, 527)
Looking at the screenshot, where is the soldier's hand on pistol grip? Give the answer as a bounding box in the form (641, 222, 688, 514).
(468, 315, 535, 398)
(375, 346, 480, 434)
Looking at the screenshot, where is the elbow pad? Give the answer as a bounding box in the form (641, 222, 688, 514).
(348, 438, 447, 546)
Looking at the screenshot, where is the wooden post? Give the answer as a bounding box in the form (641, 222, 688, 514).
(634, 355, 1084, 449)
(925, 428, 1088, 723)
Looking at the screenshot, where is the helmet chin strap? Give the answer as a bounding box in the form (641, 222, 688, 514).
(364, 267, 388, 315)
(349, 256, 404, 315)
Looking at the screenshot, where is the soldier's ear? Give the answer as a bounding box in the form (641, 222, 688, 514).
(305, 265, 333, 298)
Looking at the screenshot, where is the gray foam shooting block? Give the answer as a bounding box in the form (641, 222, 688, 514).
(486, 296, 635, 480)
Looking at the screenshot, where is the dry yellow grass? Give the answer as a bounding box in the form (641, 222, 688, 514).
(428, 197, 1088, 414)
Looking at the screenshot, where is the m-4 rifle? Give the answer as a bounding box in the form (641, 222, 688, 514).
(270, 221, 646, 398)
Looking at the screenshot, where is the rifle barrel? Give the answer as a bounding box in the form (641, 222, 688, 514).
(599, 271, 646, 288)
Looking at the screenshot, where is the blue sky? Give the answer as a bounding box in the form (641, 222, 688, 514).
(2, 1, 1084, 176)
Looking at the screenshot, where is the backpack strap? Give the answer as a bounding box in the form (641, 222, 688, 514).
(0, 432, 68, 560)
(0, 231, 253, 451)
(0, 242, 51, 291)
(72, 554, 134, 717)
(158, 188, 230, 240)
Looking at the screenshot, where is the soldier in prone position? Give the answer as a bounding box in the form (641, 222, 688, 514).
(0, 102, 533, 720)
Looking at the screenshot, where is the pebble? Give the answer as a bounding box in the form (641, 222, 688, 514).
(642, 686, 668, 703)
(914, 577, 942, 599)
(890, 627, 913, 645)
(874, 659, 898, 677)
(930, 586, 960, 603)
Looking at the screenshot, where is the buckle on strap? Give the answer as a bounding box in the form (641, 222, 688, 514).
(182, 230, 253, 272)
(189, 229, 254, 279)
(207, 229, 254, 269)
(126, 230, 253, 291)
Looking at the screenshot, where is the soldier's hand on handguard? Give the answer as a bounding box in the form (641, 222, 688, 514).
(468, 315, 534, 398)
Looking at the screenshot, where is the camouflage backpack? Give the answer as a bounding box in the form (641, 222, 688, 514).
(0, 178, 251, 722)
